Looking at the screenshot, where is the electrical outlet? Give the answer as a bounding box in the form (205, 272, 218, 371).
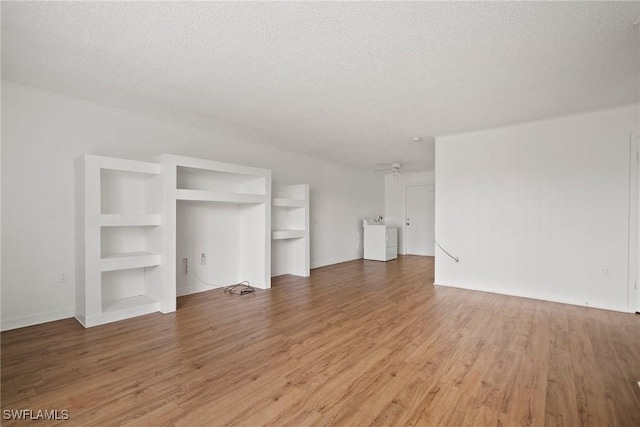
(201, 253, 206, 265)
(57, 273, 68, 284)
(603, 268, 611, 277)
(183, 258, 188, 274)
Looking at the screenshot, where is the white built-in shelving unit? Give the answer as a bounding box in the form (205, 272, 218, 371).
(75, 155, 165, 327)
(75, 154, 311, 327)
(156, 154, 272, 299)
(271, 184, 310, 277)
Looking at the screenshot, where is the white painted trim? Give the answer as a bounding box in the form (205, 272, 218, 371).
(75, 314, 87, 327)
(630, 132, 640, 312)
(176, 283, 222, 297)
(434, 282, 631, 314)
(311, 256, 363, 269)
(1, 308, 75, 331)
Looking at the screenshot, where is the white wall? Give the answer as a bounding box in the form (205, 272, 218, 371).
(0, 88, 3, 325)
(435, 104, 640, 312)
(634, 132, 640, 312)
(1, 81, 383, 330)
(384, 171, 435, 254)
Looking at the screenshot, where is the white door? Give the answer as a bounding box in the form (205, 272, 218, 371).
(405, 184, 435, 256)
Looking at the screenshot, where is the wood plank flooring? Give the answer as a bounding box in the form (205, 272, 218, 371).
(2, 256, 639, 426)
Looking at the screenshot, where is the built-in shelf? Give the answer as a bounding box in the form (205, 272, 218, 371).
(98, 157, 161, 176)
(272, 230, 306, 240)
(271, 184, 309, 277)
(157, 154, 272, 298)
(100, 251, 162, 272)
(76, 154, 165, 328)
(100, 166, 160, 215)
(272, 198, 305, 208)
(175, 189, 266, 204)
(77, 154, 315, 326)
(102, 294, 159, 313)
(98, 214, 162, 227)
(176, 161, 267, 195)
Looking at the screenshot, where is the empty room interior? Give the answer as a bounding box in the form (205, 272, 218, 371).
(2, 1, 640, 426)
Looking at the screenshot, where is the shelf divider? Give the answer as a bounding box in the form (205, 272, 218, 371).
(176, 189, 266, 204)
(98, 214, 161, 227)
(272, 229, 306, 240)
(100, 252, 161, 272)
(272, 198, 305, 208)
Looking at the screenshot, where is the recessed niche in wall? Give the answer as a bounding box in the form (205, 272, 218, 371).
(157, 154, 272, 298)
(100, 226, 157, 257)
(177, 166, 266, 195)
(101, 267, 160, 313)
(271, 184, 309, 277)
(100, 169, 159, 215)
(76, 154, 164, 327)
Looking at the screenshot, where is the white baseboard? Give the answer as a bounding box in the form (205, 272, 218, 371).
(433, 282, 630, 313)
(1, 307, 75, 331)
(177, 283, 222, 297)
(311, 256, 362, 270)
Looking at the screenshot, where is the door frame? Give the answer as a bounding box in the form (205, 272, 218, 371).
(629, 131, 640, 313)
(404, 183, 435, 255)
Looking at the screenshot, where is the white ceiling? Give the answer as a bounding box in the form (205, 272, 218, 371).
(2, 1, 639, 171)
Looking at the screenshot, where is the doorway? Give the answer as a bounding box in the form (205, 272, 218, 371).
(405, 184, 435, 256)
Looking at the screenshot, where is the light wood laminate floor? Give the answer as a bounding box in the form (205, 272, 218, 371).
(2, 256, 639, 426)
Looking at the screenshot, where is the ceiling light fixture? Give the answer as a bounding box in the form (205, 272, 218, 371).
(374, 162, 403, 175)
(412, 137, 423, 142)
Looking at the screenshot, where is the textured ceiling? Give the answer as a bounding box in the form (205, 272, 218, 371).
(2, 2, 639, 171)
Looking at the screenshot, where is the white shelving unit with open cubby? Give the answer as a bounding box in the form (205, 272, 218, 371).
(271, 184, 310, 277)
(75, 154, 165, 327)
(156, 154, 271, 299)
(75, 154, 316, 326)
